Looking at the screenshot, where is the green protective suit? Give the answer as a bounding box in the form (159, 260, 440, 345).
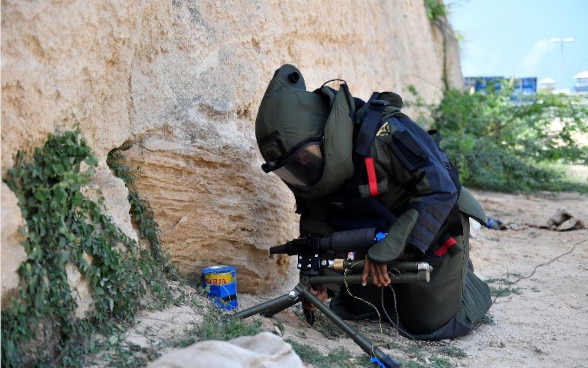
(296, 128, 492, 339)
(255, 64, 491, 340)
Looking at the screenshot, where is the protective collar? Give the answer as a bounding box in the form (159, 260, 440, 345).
(292, 82, 356, 199)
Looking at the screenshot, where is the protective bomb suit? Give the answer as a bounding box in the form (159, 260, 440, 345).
(255, 64, 492, 340)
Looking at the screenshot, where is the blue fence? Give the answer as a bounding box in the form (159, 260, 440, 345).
(464, 76, 537, 104)
(464, 76, 537, 94)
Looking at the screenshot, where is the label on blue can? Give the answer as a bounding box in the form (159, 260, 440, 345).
(202, 265, 238, 310)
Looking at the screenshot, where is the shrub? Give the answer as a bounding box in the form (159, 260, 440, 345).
(431, 83, 588, 192)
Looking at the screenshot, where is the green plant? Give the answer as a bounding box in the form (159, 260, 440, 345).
(424, 0, 447, 21)
(197, 310, 262, 342)
(485, 276, 522, 298)
(481, 313, 496, 325)
(287, 339, 330, 367)
(437, 345, 467, 358)
(1, 129, 177, 367)
(428, 356, 453, 367)
(431, 82, 588, 193)
(325, 346, 359, 367)
(167, 303, 262, 349)
(107, 149, 181, 310)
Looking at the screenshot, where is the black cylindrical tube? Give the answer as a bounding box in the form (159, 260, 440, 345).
(309, 273, 428, 285)
(320, 227, 377, 253)
(269, 242, 289, 255)
(270, 228, 377, 255)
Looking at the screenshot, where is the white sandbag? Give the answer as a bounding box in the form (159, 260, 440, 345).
(148, 332, 304, 368)
(469, 217, 482, 239)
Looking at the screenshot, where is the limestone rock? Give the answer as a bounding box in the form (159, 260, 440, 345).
(82, 165, 139, 243)
(1, 183, 28, 309)
(65, 256, 94, 319)
(121, 131, 297, 293)
(2, 0, 463, 298)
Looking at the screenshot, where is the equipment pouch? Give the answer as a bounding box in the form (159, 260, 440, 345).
(424, 231, 462, 269)
(458, 187, 487, 225)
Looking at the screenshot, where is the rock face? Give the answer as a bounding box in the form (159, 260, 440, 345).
(1, 183, 28, 307)
(1, 0, 462, 297)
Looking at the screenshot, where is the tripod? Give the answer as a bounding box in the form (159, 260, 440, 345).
(232, 228, 432, 368)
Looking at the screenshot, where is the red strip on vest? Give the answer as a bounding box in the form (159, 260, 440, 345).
(365, 157, 379, 196)
(434, 237, 457, 257)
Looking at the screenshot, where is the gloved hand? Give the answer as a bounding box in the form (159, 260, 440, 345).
(367, 208, 418, 264)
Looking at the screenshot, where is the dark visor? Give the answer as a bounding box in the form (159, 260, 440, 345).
(263, 140, 323, 189)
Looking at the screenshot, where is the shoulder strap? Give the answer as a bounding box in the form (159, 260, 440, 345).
(353, 93, 390, 197)
(427, 129, 442, 145)
(354, 93, 388, 156)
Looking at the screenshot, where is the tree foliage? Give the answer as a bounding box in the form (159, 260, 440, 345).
(431, 82, 588, 192)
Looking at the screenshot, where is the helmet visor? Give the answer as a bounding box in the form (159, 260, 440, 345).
(271, 140, 323, 189)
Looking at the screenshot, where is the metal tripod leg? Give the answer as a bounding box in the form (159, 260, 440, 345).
(297, 277, 400, 368)
(232, 289, 302, 319)
(232, 275, 400, 368)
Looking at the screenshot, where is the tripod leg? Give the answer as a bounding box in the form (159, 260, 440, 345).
(232, 287, 302, 319)
(300, 288, 400, 368)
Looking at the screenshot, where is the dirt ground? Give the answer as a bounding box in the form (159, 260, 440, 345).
(125, 188, 588, 368)
(450, 189, 588, 368)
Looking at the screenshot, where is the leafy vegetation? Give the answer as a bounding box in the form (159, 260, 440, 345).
(1, 130, 178, 367)
(164, 302, 262, 351)
(424, 0, 447, 21)
(430, 81, 588, 193)
(107, 149, 179, 287)
(486, 275, 523, 298)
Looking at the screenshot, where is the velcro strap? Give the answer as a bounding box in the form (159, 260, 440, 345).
(434, 237, 457, 257)
(365, 157, 379, 196)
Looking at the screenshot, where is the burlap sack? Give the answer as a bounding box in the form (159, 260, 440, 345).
(546, 207, 585, 231)
(148, 332, 304, 368)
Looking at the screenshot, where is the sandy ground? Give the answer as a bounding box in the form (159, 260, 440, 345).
(451, 190, 588, 368)
(122, 189, 588, 368)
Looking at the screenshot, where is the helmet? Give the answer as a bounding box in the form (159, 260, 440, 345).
(255, 64, 356, 198)
(255, 64, 329, 189)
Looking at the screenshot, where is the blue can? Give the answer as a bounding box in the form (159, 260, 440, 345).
(201, 265, 238, 310)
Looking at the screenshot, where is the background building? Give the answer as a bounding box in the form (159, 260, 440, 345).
(574, 71, 588, 93)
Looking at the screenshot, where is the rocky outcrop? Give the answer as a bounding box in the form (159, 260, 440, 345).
(1, 0, 462, 298)
(1, 183, 28, 307)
